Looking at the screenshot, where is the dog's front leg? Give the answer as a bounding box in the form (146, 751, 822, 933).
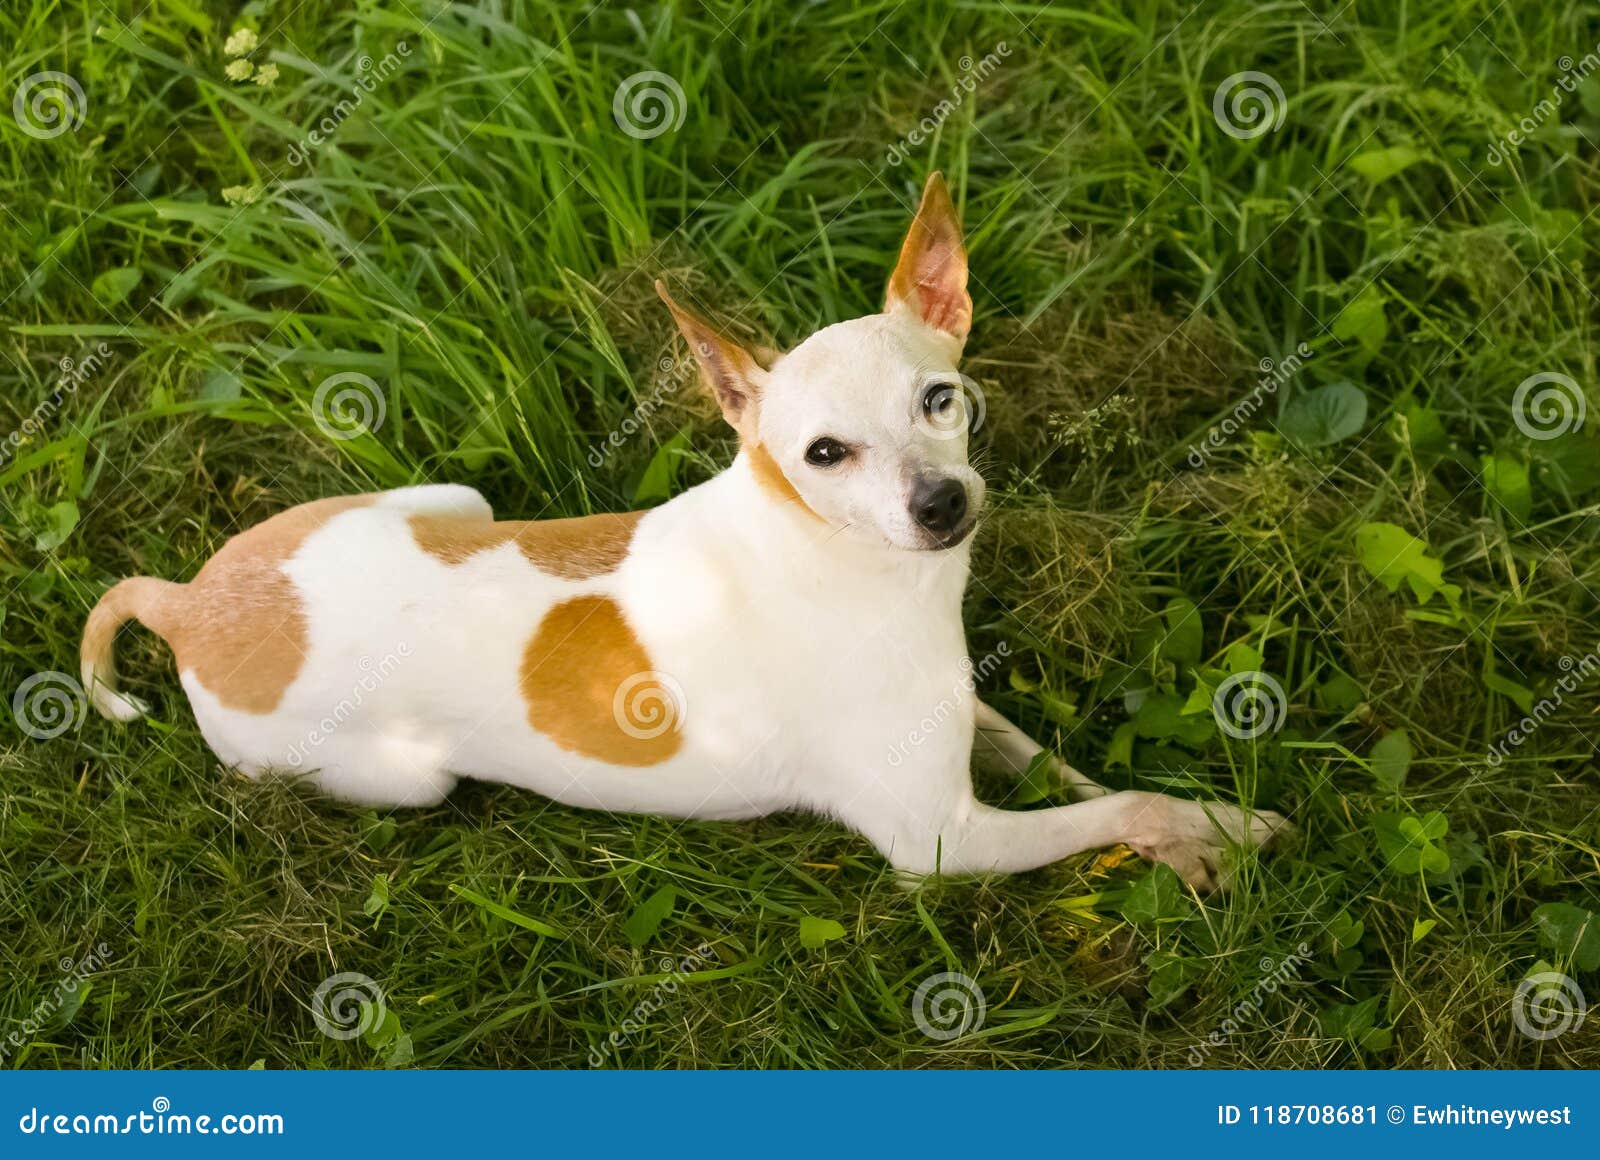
(972, 699, 1109, 800)
(847, 780, 1287, 890)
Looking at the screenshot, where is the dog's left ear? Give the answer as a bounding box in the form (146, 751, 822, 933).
(885, 171, 971, 342)
(656, 281, 766, 436)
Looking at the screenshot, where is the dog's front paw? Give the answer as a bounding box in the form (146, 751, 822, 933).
(1121, 793, 1291, 892)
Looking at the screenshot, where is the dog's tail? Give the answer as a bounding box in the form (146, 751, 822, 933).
(81, 577, 181, 721)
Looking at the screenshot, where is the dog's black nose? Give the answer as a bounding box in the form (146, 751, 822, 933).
(911, 478, 968, 535)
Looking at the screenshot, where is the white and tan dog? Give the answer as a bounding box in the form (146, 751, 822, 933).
(82, 173, 1285, 888)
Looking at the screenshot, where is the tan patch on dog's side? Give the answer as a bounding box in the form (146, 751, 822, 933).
(168, 494, 374, 714)
(408, 511, 643, 579)
(747, 443, 821, 522)
(520, 595, 683, 766)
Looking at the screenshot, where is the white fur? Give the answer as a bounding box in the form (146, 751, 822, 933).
(97, 205, 1287, 888)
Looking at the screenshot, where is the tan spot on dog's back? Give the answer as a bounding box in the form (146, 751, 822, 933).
(168, 494, 373, 714)
(748, 444, 821, 521)
(409, 511, 642, 579)
(520, 595, 683, 766)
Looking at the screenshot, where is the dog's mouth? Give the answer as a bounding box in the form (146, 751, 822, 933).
(914, 518, 977, 551)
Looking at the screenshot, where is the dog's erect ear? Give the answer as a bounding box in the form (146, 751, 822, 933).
(885, 171, 971, 342)
(656, 281, 765, 433)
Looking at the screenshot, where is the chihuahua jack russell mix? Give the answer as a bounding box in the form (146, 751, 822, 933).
(82, 173, 1286, 889)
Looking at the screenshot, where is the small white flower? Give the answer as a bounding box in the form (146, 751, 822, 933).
(221, 184, 259, 206)
(224, 28, 259, 57)
(225, 58, 254, 82)
(252, 62, 279, 88)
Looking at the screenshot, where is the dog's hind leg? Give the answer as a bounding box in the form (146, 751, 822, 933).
(972, 700, 1109, 800)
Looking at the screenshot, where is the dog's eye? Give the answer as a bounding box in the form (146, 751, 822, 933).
(804, 437, 850, 467)
(921, 381, 968, 429)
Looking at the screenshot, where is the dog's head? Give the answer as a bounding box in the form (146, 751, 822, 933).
(658, 172, 984, 553)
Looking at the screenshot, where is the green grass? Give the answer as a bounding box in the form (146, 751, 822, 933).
(4, 0, 1600, 1068)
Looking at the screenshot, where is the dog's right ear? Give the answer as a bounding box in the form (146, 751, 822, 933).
(656, 281, 765, 435)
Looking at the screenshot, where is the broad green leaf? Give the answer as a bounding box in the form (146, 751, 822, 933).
(1145, 949, 1205, 1009)
(797, 915, 846, 949)
(1399, 404, 1449, 458)
(1354, 522, 1460, 606)
(1278, 381, 1368, 448)
(1331, 287, 1388, 358)
(1411, 917, 1437, 944)
(633, 427, 691, 505)
(1480, 452, 1532, 522)
(1532, 902, 1600, 971)
(1349, 145, 1423, 182)
(1132, 691, 1215, 747)
(1120, 863, 1189, 924)
(1012, 750, 1058, 806)
(1160, 597, 1203, 666)
(91, 266, 142, 306)
(363, 872, 391, 919)
(1315, 672, 1364, 713)
(1224, 641, 1263, 675)
(35, 501, 80, 551)
(1367, 729, 1411, 793)
(1104, 721, 1136, 769)
(622, 886, 677, 948)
